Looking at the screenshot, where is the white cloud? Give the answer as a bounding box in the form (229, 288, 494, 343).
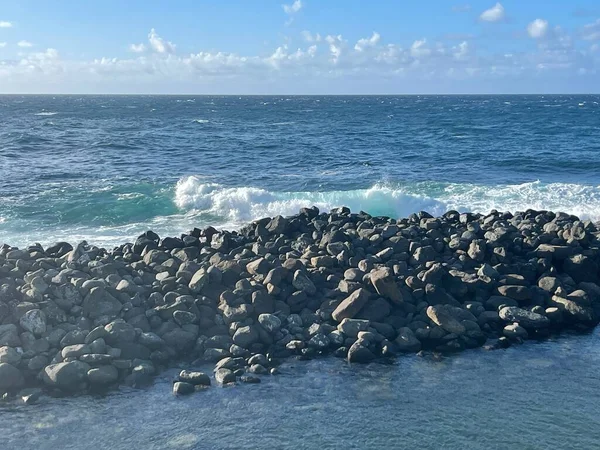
(582, 19, 600, 41)
(0, 42, 6, 48)
(283, 0, 303, 15)
(528, 19, 549, 39)
(148, 28, 175, 54)
(302, 31, 321, 43)
(0, 26, 598, 94)
(479, 3, 505, 22)
(410, 39, 431, 58)
(129, 43, 146, 53)
(325, 34, 345, 63)
(17, 40, 33, 48)
(0, 21, 12, 28)
(453, 41, 469, 60)
(354, 32, 380, 52)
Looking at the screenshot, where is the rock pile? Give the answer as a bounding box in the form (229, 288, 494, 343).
(1, 206, 600, 400)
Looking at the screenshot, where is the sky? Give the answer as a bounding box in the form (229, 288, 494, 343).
(0, 0, 600, 94)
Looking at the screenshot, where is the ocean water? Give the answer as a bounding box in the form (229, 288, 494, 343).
(1, 95, 600, 248)
(3, 333, 600, 450)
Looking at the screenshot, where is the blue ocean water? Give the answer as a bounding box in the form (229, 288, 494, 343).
(1, 95, 600, 247)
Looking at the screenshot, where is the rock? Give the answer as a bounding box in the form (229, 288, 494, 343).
(395, 327, 422, 352)
(104, 320, 136, 345)
(215, 368, 236, 385)
(0, 325, 21, 347)
(189, 269, 208, 293)
(549, 296, 595, 323)
(258, 313, 282, 333)
(246, 258, 271, 276)
(564, 254, 599, 283)
(497, 285, 531, 302)
(61, 344, 90, 359)
(332, 288, 371, 322)
(426, 305, 466, 335)
(173, 310, 197, 326)
(337, 318, 370, 338)
(173, 381, 196, 395)
(292, 270, 317, 295)
(87, 366, 119, 385)
(538, 277, 561, 293)
(43, 361, 90, 392)
(232, 326, 260, 349)
(369, 267, 403, 304)
(0, 363, 24, 391)
(83, 287, 122, 319)
(498, 306, 550, 329)
(240, 375, 261, 384)
(178, 370, 211, 386)
(347, 340, 375, 363)
(0, 346, 22, 365)
(19, 309, 47, 336)
(503, 323, 528, 339)
(20, 387, 43, 405)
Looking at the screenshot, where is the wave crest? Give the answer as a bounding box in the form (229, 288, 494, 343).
(175, 176, 600, 225)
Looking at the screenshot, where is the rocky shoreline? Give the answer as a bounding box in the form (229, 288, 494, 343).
(1, 206, 599, 402)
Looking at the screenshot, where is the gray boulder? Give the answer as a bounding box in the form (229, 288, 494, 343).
(332, 288, 371, 322)
(0, 363, 24, 391)
(87, 366, 119, 385)
(498, 306, 550, 329)
(19, 309, 47, 336)
(43, 361, 90, 392)
(426, 305, 466, 335)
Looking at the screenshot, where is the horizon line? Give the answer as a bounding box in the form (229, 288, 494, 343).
(1, 92, 599, 96)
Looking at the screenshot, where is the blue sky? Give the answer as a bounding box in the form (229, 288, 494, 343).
(0, 0, 599, 93)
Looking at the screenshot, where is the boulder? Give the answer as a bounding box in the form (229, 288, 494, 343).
(426, 305, 466, 335)
(347, 340, 375, 363)
(19, 309, 47, 336)
(173, 381, 196, 395)
(83, 287, 122, 319)
(332, 288, 371, 322)
(258, 314, 282, 333)
(0, 363, 24, 391)
(178, 370, 211, 386)
(370, 267, 403, 304)
(395, 327, 421, 352)
(232, 325, 260, 349)
(215, 368, 236, 385)
(87, 366, 119, 385)
(43, 361, 90, 392)
(292, 270, 317, 295)
(498, 306, 550, 329)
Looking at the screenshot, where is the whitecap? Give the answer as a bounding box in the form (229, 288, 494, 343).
(193, 119, 210, 124)
(34, 112, 58, 116)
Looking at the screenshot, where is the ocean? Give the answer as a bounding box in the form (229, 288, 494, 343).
(1, 94, 600, 248)
(4, 333, 600, 450)
(2, 95, 600, 450)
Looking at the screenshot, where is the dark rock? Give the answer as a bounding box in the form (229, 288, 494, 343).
(332, 288, 371, 322)
(498, 306, 550, 329)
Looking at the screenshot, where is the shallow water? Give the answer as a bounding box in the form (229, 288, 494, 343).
(1, 95, 600, 247)
(4, 331, 600, 450)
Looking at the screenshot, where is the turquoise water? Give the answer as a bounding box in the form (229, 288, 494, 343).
(3, 332, 600, 449)
(1, 95, 600, 247)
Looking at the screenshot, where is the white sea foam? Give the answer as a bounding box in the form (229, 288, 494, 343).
(174, 176, 600, 226)
(193, 119, 209, 124)
(34, 112, 58, 116)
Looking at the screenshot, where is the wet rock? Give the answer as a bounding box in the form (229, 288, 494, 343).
(87, 366, 119, 385)
(173, 381, 195, 395)
(395, 327, 421, 352)
(498, 306, 550, 329)
(347, 340, 375, 363)
(0, 363, 24, 392)
(43, 361, 90, 392)
(215, 368, 236, 385)
(178, 370, 211, 386)
(426, 305, 466, 335)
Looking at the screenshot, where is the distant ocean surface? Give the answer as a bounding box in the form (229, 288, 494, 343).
(1, 94, 600, 247)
